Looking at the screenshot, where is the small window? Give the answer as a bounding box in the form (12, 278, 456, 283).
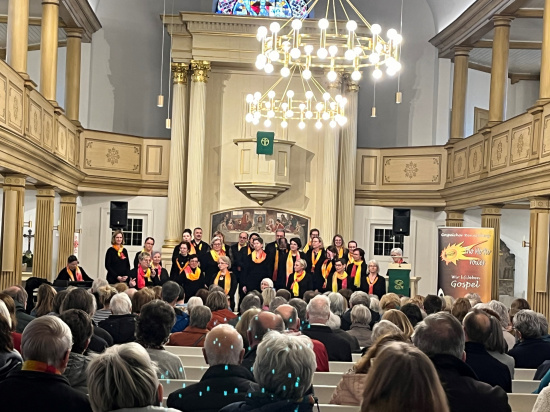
(373, 228, 404, 257)
(113, 218, 143, 247)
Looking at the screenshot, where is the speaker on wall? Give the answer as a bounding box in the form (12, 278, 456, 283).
(110, 201, 128, 229)
(392, 208, 411, 236)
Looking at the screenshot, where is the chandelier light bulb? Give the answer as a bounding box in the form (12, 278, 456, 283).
(337, 115, 348, 126)
(252, 118, 259, 125)
(329, 45, 339, 56)
(264, 119, 272, 127)
(270, 22, 281, 33)
(393, 34, 403, 45)
(371, 24, 382, 35)
(394, 61, 402, 72)
(305, 110, 313, 119)
(341, 97, 348, 106)
(282, 41, 292, 52)
(330, 101, 337, 110)
(369, 53, 380, 64)
(264, 63, 274, 73)
(299, 103, 306, 110)
(373, 68, 383, 79)
(287, 90, 295, 98)
(255, 60, 266, 70)
(286, 110, 294, 118)
(345, 49, 356, 61)
(265, 102, 271, 109)
(385, 56, 396, 67)
(316, 102, 324, 111)
(299, 121, 306, 129)
(322, 111, 330, 120)
(323, 92, 330, 101)
(327, 70, 337, 82)
(257, 26, 268, 38)
(351, 70, 362, 81)
(292, 19, 303, 30)
(305, 90, 314, 100)
(281, 120, 288, 128)
(282, 102, 289, 110)
(254, 111, 262, 119)
(315, 120, 323, 129)
(254, 92, 262, 101)
(245, 113, 253, 123)
(318, 18, 329, 30)
(330, 120, 337, 128)
(335, 94, 342, 102)
(246, 94, 254, 103)
(267, 110, 275, 118)
(290, 48, 302, 59)
(281, 67, 291, 77)
(375, 43, 383, 53)
(386, 67, 397, 76)
(257, 54, 267, 64)
(304, 44, 314, 55)
(302, 69, 312, 80)
(269, 50, 280, 61)
(387, 28, 397, 39)
(317, 47, 328, 59)
(268, 90, 276, 99)
(346, 20, 358, 32)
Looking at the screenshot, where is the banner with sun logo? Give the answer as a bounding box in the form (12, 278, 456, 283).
(438, 227, 494, 302)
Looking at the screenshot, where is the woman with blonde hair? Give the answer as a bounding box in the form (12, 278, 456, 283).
(105, 230, 130, 284)
(30, 284, 57, 317)
(93, 286, 117, 324)
(286, 259, 313, 299)
(261, 287, 276, 310)
(451, 297, 472, 323)
(360, 342, 450, 412)
(213, 255, 237, 310)
(379, 292, 400, 314)
(382, 309, 414, 339)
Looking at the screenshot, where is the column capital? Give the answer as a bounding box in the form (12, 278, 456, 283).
(171, 62, 189, 85)
(453, 46, 472, 57)
(190, 60, 210, 83)
(36, 186, 56, 197)
(492, 15, 514, 27)
(481, 204, 504, 215)
(41, 0, 59, 4)
(59, 193, 77, 203)
(530, 197, 550, 210)
(343, 73, 360, 93)
(64, 27, 84, 38)
(2, 174, 26, 187)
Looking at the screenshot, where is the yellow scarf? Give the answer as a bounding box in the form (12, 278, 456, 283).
(185, 266, 201, 281)
(337, 247, 344, 258)
(214, 271, 231, 295)
(291, 271, 306, 297)
(113, 244, 124, 258)
(22, 360, 61, 375)
(252, 250, 266, 263)
(348, 253, 355, 265)
(310, 250, 322, 272)
(176, 258, 189, 274)
(333, 271, 348, 293)
(303, 242, 311, 253)
(321, 259, 333, 288)
(353, 261, 363, 288)
(210, 249, 226, 262)
(286, 252, 300, 284)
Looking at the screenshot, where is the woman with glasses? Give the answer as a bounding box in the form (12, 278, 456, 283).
(182, 255, 207, 302)
(213, 256, 237, 310)
(200, 236, 227, 285)
(133, 237, 155, 269)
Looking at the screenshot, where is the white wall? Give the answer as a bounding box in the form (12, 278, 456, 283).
(464, 68, 491, 136)
(26, 47, 67, 109)
(507, 80, 540, 120)
(79, 194, 167, 280)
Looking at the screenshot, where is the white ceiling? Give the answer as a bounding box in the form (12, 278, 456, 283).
(0, 23, 66, 49)
(482, 18, 543, 42)
(470, 47, 541, 74)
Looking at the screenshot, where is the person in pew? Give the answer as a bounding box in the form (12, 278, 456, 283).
(360, 342, 450, 412)
(413, 312, 511, 412)
(220, 332, 316, 412)
(133, 237, 155, 269)
(487, 300, 516, 351)
(30, 284, 57, 317)
(482, 311, 515, 378)
(0, 300, 22, 382)
(206, 291, 238, 330)
(241, 311, 285, 373)
(382, 309, 414, 340)
(533, 386, 550, 412)
(0, 316, 92, 412)
(57, 255, 93, 283)
(400, 302, 424, 328)
(274, 303, 329, 372)
(136, 300, 185, 380)
(340, 291, 379, 331)
(162, 281, 189, 333)
(87, 342, 180, 412)
(92, 286, 116, 325)
(2, 286, 34, 333)
(167, 324, 255, 412)
(168, 306, 211, 347)
(509, 310, 550, 369)
(105, 230, 130, 284)
(235, 308, 262, 350)
(346, 304, 373, 348)
(302, 295, 353, 362)
(463, 309, 512, 392)
(98, 293, 136, 344)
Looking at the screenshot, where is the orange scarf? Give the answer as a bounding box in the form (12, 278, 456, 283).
(176, 257, 189, 274)
(321, 259, 333, 288)
(189, 243, 197, 255)
(22, 360, 61, 375)
(210, 249, 226, 262)
(113, 244, 126, 259)
(333, 271, 348, 292)
(137, 266, 151, 289)
(367, 274, 379, 295)
(286, 252, 300, 284)
(252, 250, 266, 263)
(214, 271, 231, 295)
(291, 271, 306, 297)
(273, 249, 279, 281)
(310, 250, 321, 272)
(66, 266, 83, 282)
(185, 266, 201, 281)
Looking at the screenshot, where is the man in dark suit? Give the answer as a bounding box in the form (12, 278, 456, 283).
(302, 295, 353, 362)
(167, 324, 255, 412)
(463, 309, 511, 392)
(265, 228, 286, 256)
(191, 227, 210, 256)
(241, 311, 285, 373)
(230, 232, 250, 303)
(509, 309, 550, 369)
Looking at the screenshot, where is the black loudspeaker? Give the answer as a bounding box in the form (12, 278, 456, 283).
(392, 208, 411, 236)
(110, 201, 128, 229)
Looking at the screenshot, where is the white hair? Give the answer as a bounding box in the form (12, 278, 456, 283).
(390, 248, 403, 256)
(306, 295, 331, 324)
(487, 300, 511, 329)
(0, 300, 11, 328)
(21, 316, 72, 369)
(110, 293, 132, 315)
(326, 312, 342, 329)
(371, 320, 402, 343)
(204, 324, 243, 366)
(91, 278, 109, 293)
(186, 297, 204, 314)
(369, 295, 380, 312)
(514, 310, 542, 339)
(328, 292, 345, 316)
(253, 331, 316, 400)
(351, 304, 372, 325)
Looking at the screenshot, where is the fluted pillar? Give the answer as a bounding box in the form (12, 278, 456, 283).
(450, 47, 470, 142)
(40, 0, 60, 105)
(336, 76, 359, 242)
(488, 16, 513, 126)
(539, 0, 550, 104)
(33, 187, 55, 280)
(162, 63, 189, 269)
(0, 175, 25, 290)
(56, 194, 76, 273)
(184, 61, 210, 229)
(481, 205, 503, 300)
(528, 198, 550, 319)
(445, 210, 465, 227)
(6, 0, 29, 77)
(65, 28, 83, 125)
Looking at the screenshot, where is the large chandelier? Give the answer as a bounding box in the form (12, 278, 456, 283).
(254, 0, 403, 83)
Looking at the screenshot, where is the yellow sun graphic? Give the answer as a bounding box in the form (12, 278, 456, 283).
(440, 240, 488, 266)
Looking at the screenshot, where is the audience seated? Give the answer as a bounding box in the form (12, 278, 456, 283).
(242, 311, 285, 372)
(162, 281, 189, 333)
(509, 298, 530, 325)
(302, 295, 353, 361)
(92, 286, 117, 325)
(221, 332, 317, 412)
(288, 297, 308, 330)
(451, 297, 472, 323)
(413, 312, 511, 412)
(187, 296, 204, 312)
(483, 311, 515, 378)
(0, 293, 21, 352)
(382, 309, 414, 339)
(465, 293, 482, 308)
(59, 309, 93, 394)
(423, 294, 443, 315)
(509, 309, 550, 368)
(261, 287, 276, 310)
(379, 293, 400, 314)
(0, 316, 92, 412)
(235, 308, 261, 349)
(87, 342, 180, 412)
(487, 300, 516, 350)
(30, 284, 56, 317)
(275, 289, 291, 301)
(98, 293, 136, 344)
(0, 300, 22, 381)
(341, 291, 379, 331)
(268, 296, 287, 312)
(400, 302, 423, 327)
(206, 290, 237, 329)
(131, 287, 155, 314)
(168, 306, 211, 347)
(533, 386, 550, 412)
(136, 300, 185, 379)
(2, 286, 34, 333)
(274, 303, 329, 372)
(346, 304, 372, 347)
(463, 309, 511, 392)
(168, 324, 255, 412)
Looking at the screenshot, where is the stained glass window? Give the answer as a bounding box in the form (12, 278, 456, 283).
(216, 0, 308, 18)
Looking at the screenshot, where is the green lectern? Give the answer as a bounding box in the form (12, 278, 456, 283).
(387, 263, 412, 296)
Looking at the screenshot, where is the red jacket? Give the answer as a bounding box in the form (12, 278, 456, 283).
(207, 308, 238, 330)
(168, 326, 209, 347)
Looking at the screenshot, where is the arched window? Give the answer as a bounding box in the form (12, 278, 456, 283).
(215, 0, 308, 18)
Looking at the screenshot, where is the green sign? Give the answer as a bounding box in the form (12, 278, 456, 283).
(256, 131, 274, 155)
(388, 268, 411, 296)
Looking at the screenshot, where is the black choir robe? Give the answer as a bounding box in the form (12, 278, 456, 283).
(105, 247, 131, 284)
(286, 272, 313, 299)
(335, 247, 349, 260)
(320, 258, 337, 292)
(56, 266, 93, 282)
(212, 271, 238, 310)
(170, 254, 190, 283)
(331, 272, 352, 293)
(128, 267, 164, 289)
(242, 251, 272, 293)
(305, 248, 326, 291)
(270, 247, 289, 290)
(229, 243, 250, 286)
(191, 240, 210, 256)
(200, 250, 227, 285)
(276, 252, 304, 291)
(182, 268, 207, 302)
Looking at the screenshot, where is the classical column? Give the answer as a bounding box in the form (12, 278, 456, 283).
(449, 47, 470, 142)
(40, 0, 60, 105)
(527, 198, 550, 319)
(445, 210, 465, 227)
(0, 175, 25, 290)
(33, 187, 55, 280)
(539, 0, 550, 104)
(336, 75, 359, 242)
(162, 63, 189, 268)
(184, 61, 210, 229)
(481, 205, 502, 300)
(488, 16, 513, 126)
(321, 73, 342, 239)
(65, 28, 83, 125)
(56, 194, 77, 273)
(6, 0, 29, 77)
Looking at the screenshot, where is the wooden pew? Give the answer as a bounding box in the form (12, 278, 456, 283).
(508, 393, 538, 412)
(514, 369, 536, 380)
(177, 355, 208, 367)
(165, 345, 204, 355)
(512, 380, 540, 394)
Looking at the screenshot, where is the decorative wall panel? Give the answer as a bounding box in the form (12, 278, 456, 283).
(360, 155, 377, 185)
(453, 149, 467, 181)
(83, 139, 141, 173)
(382, 155, 442, 185)
(490, 132, 509, 170)
(7, 83, 23, 133)
(0, 74, 7, 124)
(509, 124, 531, 164)
(56, 123, 67, 159)
(467, 142, 483, 177)
(541, 115, 550, 158)
(43, 112, 54, 151)
(28, 100, 42, 143)
(145, 145, 163, 175)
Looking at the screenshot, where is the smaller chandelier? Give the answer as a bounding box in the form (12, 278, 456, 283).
(245, 70, 347, 130)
